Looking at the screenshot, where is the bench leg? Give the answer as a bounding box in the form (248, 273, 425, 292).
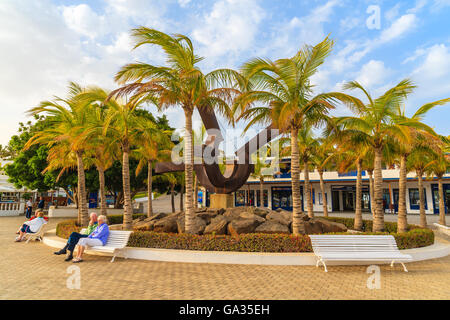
(317, 258, 328, 272)
(391, 260, 395, 267)
(110, 254, 116, 263)
(400, 262, 408, 272)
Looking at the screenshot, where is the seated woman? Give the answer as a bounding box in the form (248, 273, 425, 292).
(54, 212, 98, 261)
(72, 214, 109, 263)
(15, 210, 48, 242)
(16, 209, 49, 234)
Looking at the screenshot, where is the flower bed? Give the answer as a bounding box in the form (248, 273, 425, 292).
(55, 215, 434, 252)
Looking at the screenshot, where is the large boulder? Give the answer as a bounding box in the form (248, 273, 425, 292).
(246, 207, 271, 218)
(315, 218, 347, 233)
(203, 215, 228, 235)
(132, 216, 146, 226)
(223, 207, 247, 221)
(254, 221, 290, 234)
(239, 211, 265, 224)
(196, 209, 224, 224)
(227, 218, 264, 236)
(133, 212, 168, 231)
(266, 211, 291, 226)
(153, 212, 182, 233)
(177, 215, 207, 235)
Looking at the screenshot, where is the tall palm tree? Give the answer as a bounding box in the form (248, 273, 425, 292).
(311, 139, 337, 217)
(234, 37, 347, 235)
(134, 118, 172, 217)
(425, 138, 449, 226)
(333, 79, 417, 232)
(407, 142, 436, 228)
(112, 27, 241, 234)
(77, 87, 143, 230)
(250, 149, 272, 208)
(392, 98, 449, 232)
(25, 83, 92, 226)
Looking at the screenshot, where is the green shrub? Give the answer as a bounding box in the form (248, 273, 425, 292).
(128, 231, 313, 253)
(56, 215, 434, 252)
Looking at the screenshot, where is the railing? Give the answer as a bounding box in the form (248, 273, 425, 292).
(0, 202, 20, 211)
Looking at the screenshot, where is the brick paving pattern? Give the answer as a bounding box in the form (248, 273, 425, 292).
(1, 216, 449, 299)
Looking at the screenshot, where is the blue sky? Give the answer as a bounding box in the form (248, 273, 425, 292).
(0, 0, 449, 148)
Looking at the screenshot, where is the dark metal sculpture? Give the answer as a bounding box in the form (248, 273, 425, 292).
(155, 106, 279, 194)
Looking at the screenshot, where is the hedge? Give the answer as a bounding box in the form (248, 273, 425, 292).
(56, 215, 434, 252)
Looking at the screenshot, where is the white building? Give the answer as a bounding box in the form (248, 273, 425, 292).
(0, 160, 26, 216)
(200, 159, 450, 216)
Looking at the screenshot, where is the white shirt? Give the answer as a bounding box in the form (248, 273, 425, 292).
(26, 200, 32, 207)
(24, 217, 47, 233)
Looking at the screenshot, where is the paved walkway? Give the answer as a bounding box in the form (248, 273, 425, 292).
(1, 216, 449, 300)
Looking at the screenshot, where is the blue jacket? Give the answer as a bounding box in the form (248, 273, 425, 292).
(88, 223, 110, 245)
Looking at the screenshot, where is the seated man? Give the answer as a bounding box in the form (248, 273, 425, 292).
(72, 214, 109, 263)
(15, 210, 47, 242)
(54, 212, 98, 261)
(16, 209, 49, 234)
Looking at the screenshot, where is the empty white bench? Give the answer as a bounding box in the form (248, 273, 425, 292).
(80, 228, 132, 262)
(309, 235, 412, 272)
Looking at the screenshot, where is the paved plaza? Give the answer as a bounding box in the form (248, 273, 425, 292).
(1, 215, 449, 300)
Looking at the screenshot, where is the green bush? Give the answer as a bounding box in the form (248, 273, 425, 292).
(128, 231, 313, 252)
(56, 216, 434, 252)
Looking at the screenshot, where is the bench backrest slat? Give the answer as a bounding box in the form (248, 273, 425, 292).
(79, 229, 132, 249)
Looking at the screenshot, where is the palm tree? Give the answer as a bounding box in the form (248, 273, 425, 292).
(112, 27, 241, 234)
(134, 119, 172, 217)
(234, 37, 348, 235)
(334, 79, 417, 232)
(250, 149, 272, 208)
(425, 138, 449, 226)
(407, 142, 436, 228)
(25, 83, 92, 226)
(77, 87, 143, 230)
(311, 139, 337, 217)
(392, 98, 450, 232)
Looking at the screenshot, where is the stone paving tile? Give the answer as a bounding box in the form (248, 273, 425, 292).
(0, 216, 449, 300)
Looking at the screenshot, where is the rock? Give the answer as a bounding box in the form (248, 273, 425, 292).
(266, 211, 290, 226)
(239, 211, 265, 223)
(133, 212, 168, 231)
(254, 221, 290, 234)
(109, 224, 123, 230)
(223, 207, 246, 221)
(303, 220, 324, 234)
(195, 207, 208, 213)
(196, 209, 223, 224)
(227, 218, 263, 236)
(153, 212, 182, 233)
(246, 207, 271, 218)
(177, 215, 207, 234)
(132, 216, 146, 226)
(315, 218, 347, 233)
(203, 215, 228, 235)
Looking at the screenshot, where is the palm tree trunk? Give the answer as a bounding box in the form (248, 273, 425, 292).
(304, 161, 313, 218)
(179, 184, 184, 212)
(122, 143, 133, 230)
(194, 174, 198, 209)
(147, 160, 153, 218)
(397, 154, 408, 232)
(373, 146, 385, 232)
(98, 166, 107, 217)
(438, 176, 446, 226)
(184, 109, 194, 233)
(260, 177, 264, 208)
(368, 170, 375, 219)
(319, 170, 328, 217)
(291, 128, 303, 235)
(76, 151, 88, 227)
(354, 159, 363, 231)
(170, 184, 175, 213)
(417, 169, 427, 228)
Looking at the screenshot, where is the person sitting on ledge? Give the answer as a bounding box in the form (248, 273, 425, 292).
(16, 209, 49, 235)
(15, 210, 47, 242)
(54, 212, 98, 261)
(72, 214, 109, 263)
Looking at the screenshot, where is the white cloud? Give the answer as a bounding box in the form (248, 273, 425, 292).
(355, 60, 392, 89)
(178, 0, 191, 8)
(192, 0, 265, 68)
(62, 4, 106, 39)
(378, 14, 417, 44)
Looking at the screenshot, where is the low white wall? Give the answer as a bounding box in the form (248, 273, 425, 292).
(48, 207, 125, 218)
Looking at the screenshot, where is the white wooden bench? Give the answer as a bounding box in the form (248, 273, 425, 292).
(309, 235, 412, 272)
(80, 228, 132, 262)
